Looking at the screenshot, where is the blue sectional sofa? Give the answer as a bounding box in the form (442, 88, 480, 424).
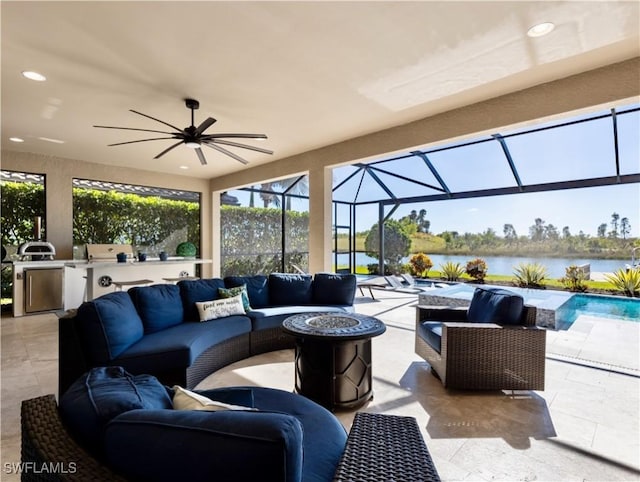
(54, 366, 348, 482)
(59, 273, 356, 396)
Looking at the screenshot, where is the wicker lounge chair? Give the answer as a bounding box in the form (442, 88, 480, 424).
(415, 287, 546, 390)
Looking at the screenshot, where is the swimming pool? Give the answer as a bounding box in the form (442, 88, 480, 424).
(555, 293, 640, 330)
(417, 283, 640, 330)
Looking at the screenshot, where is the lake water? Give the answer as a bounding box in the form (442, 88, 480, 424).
(351, 252, 629, 278)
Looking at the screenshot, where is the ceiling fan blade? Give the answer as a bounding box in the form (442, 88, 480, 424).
(196, 147, 207, 165)
(209, 139, 273, 155)
(195, 117, 217, 135)
(154, 140, 185, 159)
(94, 126, 175, 135)
(107, 137, 175, 147)
(202, 141, 249, 165)
(202, 133, 268, 140)
(129, 110, 183, 132)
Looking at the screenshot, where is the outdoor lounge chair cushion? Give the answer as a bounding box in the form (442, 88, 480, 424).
(467, 287, 524, 325)
(104, 386, 347, 482)
(78, 291, 145, 363)
(59, 367, 172, 458)
(225, 275, 270, 308)
(268, 273, 313, 306)
(312, 273, 357, 305)
(128, 284, 183, 334)
(177, 278, 227, 321)
(417, 322, 442, 353)
(247, 305, 353, 331)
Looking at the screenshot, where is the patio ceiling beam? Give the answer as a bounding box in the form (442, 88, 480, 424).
(492, 134, 523, 191)
(378, 174, 640, 205)
(412, 151, 451, 197)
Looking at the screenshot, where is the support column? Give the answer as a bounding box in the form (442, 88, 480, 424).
(308, 166, 333, 274)
(209, 190, 221, 278)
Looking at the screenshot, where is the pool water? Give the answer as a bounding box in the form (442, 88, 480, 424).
(556, 293, 640, 329)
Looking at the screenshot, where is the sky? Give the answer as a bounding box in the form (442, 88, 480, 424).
(230, 104, 640, 239)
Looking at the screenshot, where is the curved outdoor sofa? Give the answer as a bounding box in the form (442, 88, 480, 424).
(59, 273, 356, 396)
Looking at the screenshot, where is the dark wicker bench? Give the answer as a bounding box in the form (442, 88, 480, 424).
(334, 412, 441, 482)
(22, 396, 440, 481)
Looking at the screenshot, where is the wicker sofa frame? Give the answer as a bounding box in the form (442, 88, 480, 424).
(415, 304, 546, 390)
(22, 395, 440, 482)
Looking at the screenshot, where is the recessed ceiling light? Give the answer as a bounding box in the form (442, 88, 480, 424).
(179, 165, 189, 170)
(38, 137, 65, 144)
(9, 137, 25, 143)
(527, 22, 555, 38)
(21, 71, 47, 82)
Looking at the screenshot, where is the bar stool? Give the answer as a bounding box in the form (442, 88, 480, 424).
(112, 279, 154, 291)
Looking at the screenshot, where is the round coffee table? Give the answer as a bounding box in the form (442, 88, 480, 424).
(282, 312, 386, 411)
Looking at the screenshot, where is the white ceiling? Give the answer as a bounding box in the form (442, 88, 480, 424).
(2, 1, 639, 179)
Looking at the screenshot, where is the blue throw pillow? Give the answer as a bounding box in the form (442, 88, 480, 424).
(59, 367, 172, 458)
(467, 287, 524, 325)
(268, 273, 313, 306)
(177, 278, 226, 321)
(312, 273, 356, 305)
(129, 284, 184, 333)
(78, 291, 144, 363)
(225, 275, 269, 308)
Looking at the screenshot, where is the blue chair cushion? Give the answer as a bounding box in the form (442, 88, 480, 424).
(177, 278, 226, 322)
(418, 322, 442, 353)
(191, 387, 255, 409)
(467, 287, 524, 325)
(312, 273, 356, 305)
(269, 273, 313, 306)
(59, 367, 172, 458)
(225, 275, 269, 308)
(113, 315, 251, 373)
(78, 291, 144, 363)
(104, 387, 346, 482)
(128, 284, 184, 334)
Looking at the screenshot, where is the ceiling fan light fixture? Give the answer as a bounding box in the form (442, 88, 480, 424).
(184, 140, 201, 149)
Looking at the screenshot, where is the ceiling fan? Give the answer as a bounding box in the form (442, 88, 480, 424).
(94, 98, 273, 166)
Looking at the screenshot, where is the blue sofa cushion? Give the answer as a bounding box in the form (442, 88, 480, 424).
(225, 275, 269, 308)
(128, 284, 184, 334)
(467, 287, 524, 325)
(78, 291, 144, 363)
(418, 322, 442, 353)
(113, 315, 251, 373)
(104, 387, 346, 482)
(247, 305, 352, 331)
(269, 273, 313, 306)
(178, 278, 226, 322)
(59, 367, 172, 458)
(312, 273, 356, 305)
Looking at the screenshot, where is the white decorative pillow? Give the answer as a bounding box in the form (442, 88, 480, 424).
(195, 294, 245, 322)
(172, 386, 256, 411)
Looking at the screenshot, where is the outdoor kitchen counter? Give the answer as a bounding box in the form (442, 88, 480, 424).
(11, 259, 213, 317)
(64, 259, 212, 309)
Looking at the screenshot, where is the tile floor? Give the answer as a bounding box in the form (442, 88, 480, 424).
(2, 290, 639, 481)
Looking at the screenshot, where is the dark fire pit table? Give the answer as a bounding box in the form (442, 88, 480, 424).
(282, 312, 386, 411)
